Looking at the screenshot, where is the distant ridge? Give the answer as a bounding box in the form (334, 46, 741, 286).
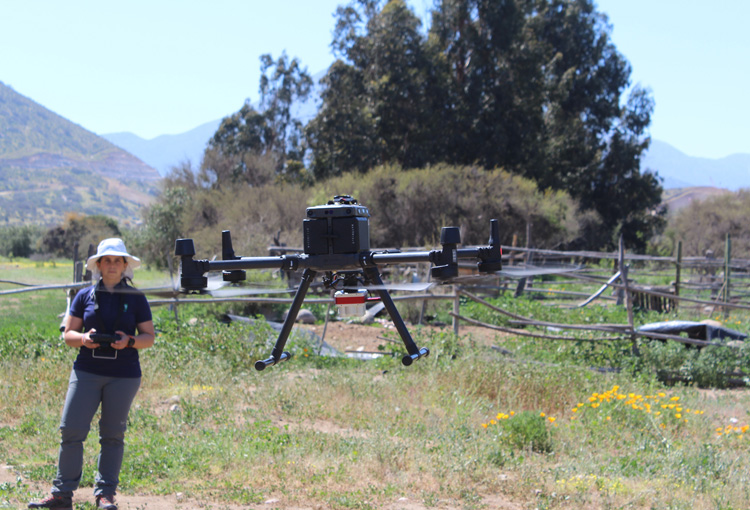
(643, 140, 750, 190)
(0, 81, 160, 226)
(104, 121, 750, 191)
(661, 186, 731, 215)
(102, 69, 326, 176)
(103, 119, 221, 177)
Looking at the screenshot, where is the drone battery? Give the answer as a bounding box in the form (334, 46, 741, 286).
(332, 217, 369, 254)
(303, 218, 329, 255)
(334, 290, 367, 317)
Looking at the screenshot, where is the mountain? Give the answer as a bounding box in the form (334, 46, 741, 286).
(102, 70, 325, 177)
(643, 140, 750, 190)
(103, 119, 221, 177)
(104, 122, 750, 193)
(661, 186, 732, 214)
(0, 81, 160, 226)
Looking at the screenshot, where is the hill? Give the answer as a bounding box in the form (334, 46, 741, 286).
(102, 70, 325, 176)
(105, 120, 750, 192)
(660, 186, 731, 215)
(103, 119, 221, 177)
(643, 140, 750, 190)
(0, 81, 161, 226)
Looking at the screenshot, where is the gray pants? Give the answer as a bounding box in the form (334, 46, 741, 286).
(52, 370, 141, 498)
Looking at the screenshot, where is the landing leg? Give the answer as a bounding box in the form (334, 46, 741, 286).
(363, 267, 429, 366)
(255, 268, 317, 370)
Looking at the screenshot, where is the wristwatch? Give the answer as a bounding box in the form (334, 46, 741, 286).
(127, 336, 136, 348)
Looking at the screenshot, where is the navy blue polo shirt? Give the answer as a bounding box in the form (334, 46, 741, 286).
(69, 280, 152, 378)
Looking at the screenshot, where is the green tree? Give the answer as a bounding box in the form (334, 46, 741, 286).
(429, 0, 663, 250)
(0, 225, 44, 258)
(314, 0, 662, 250)
(40, 214, 121, 258)
(308, 0, 450, 177)
(205, 53, 312, 188)
(258, 52, 313, 172)
(133, 187, 189, 269)
(305, 60, 380, 178)
(429, 0, 544, 170)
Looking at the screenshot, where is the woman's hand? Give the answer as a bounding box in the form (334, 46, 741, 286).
(80, 328, 98, 349)
(111, 330, 131, 350)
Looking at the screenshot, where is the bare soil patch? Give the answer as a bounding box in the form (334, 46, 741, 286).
(300, 319, 506, 356)
(2, 462, 521, 510)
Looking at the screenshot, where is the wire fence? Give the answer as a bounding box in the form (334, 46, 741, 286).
(4, 236, 750, 340)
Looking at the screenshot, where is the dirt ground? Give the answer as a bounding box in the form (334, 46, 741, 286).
(300, 318, 506, 355)
(1, 463, 520, 510)
(2, 320, 515, 510)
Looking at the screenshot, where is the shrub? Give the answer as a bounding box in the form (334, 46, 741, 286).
(495, 410, 553, 453)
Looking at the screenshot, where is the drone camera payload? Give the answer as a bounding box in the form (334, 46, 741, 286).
(334, 289, 368, 317)
(175, 194, 503, 371)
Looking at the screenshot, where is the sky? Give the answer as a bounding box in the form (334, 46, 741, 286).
(1, 0, 748, 159)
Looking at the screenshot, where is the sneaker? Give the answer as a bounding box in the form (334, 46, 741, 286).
(96, 495, 117, 510)
(27, 494, 73, 510)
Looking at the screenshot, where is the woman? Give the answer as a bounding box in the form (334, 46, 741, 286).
(29, 238, 155, 510)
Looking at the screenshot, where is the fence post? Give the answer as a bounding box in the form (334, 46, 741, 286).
(674, 240, 682, 311)
(616, 239, 624, 306)
(619, 235, 637, 352)
(514, 222, 532, 297)
(723, 234, 732, 317)
(167, 247, 179, 322)
(453, 292, 460, 336)
(72, 243, 79, 281)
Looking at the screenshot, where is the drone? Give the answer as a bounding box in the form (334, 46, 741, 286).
(175, 195, 509, 371)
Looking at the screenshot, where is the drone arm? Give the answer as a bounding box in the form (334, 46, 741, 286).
(176, 237, 301, 291)
(370, 251, 434, 265)
(369, 221, 501, 283)
(208, 256, 298, 271)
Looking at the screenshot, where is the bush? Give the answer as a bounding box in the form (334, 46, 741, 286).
(312, 164, 586, 249)
(496, 410, 553, 453)
(136, 164, 587, 267)
(0, 225, 45, 258)
(637, 340, 746, 389)
(662, 190, 750, 258)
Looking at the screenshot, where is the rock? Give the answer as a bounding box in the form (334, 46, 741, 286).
(283, 308, 316, 324)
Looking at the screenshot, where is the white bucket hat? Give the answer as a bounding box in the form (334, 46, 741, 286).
(86, 238, 141, 280)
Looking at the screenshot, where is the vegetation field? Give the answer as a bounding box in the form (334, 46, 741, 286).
(1, 259, 750, 509)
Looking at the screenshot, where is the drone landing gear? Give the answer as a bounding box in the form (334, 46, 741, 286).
(254, 266, 429, 371)
(255, 268, 317, 371)
(362, 267, 429, 366)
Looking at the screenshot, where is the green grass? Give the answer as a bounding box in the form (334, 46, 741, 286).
(2, 259, 750, 509)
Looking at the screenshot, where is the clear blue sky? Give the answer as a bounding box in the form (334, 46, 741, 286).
(1, 0, 747, 158)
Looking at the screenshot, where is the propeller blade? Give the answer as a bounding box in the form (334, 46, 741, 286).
(141, 288, 182, 298)
(443, 265, 581, 284)
(496, 265, 582, 278)
(344, 282, 434, 292)
(207, 287, 296, 298)
(206, 272, 228, 291)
